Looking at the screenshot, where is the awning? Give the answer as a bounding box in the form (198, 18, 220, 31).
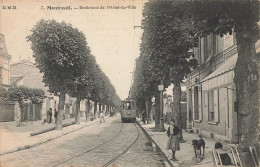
(202, 54, 237, 90)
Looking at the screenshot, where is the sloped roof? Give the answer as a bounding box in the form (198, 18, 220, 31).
(11, 59, 35, 67)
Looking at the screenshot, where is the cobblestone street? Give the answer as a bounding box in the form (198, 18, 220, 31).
(0, 116, 168, 167)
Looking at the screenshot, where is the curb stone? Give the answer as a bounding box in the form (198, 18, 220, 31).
(30, 121, 75, 136)
(0, 117, 110, 156)
(136, 120, 174, 167)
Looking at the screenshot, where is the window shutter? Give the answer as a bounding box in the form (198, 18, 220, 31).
(192, 87, 195, 121)
(198, 86, 202, 121)
(214, 89, 219, 122)
(204, 92, 209, 121)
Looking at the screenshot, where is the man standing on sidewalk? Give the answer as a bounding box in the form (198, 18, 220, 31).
(54, 109, 58, 124)
(48, 108, 53, 123)
(100, 110, 105, 123)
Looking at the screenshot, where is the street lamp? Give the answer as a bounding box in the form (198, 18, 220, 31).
(158, 80, 165, 132)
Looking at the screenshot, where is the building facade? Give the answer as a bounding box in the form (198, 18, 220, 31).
(186, 33, 240, 143)
(0, 34, 11, 88)
(186, 30, 260, 143)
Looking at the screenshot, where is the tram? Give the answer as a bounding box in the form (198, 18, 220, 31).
(120, 99, 136, 123)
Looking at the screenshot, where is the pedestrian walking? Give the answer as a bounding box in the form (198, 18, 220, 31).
(100, 111, 105, 123)
(48, 108, 53, 123)
(54, 109, 58, 124)
(166, 119, 181, 161)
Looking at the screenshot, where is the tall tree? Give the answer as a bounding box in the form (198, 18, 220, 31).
(139, 0, 197, 135)
(27, 19, 90, 129)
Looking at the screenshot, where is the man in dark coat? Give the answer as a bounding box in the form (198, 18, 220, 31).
(48, 108, 52, 123)
(54, 109, 58, 124)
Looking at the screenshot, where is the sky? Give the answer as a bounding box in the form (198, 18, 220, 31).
(0, 0, 146, 100)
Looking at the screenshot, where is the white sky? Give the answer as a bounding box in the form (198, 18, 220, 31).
(0, 0, 146, 100)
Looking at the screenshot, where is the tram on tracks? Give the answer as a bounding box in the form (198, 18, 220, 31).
(120, 99, 136, 123)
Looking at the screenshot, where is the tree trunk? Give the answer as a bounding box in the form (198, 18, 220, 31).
(148, 99, 152, 123)
(146, 99, 149, 124)
(102, 103, 105, 115)
(99, 102, 102, 118)
(75, 97, 80, 124)
(86, 98, 90, 122)
(154, 92, 160, 129)
(136, 101, 142, 118)
(55, 92, 65, 130)
(108, 105, 111, 117)
(234, 29, 259, 166)
(94, 101, 97, 119)
(172, 82, 184, 141)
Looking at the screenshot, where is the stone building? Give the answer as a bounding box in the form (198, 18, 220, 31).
(186, 32, 260, 143)
(0, 34, 11, 88)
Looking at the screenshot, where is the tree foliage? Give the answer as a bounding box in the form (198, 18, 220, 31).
(27, 19, 121, 127)
(27, 19, 91, 94)
(0, 86, 45, 104)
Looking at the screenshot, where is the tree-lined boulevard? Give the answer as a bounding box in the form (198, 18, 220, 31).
(0, 0, 259, 166)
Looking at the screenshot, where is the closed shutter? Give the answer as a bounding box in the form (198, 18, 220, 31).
(223, 88, 229, 128)
(214, 89, 219, 122)
(204, 92, 209, 121)
(198, 86, 202, 120)
(192, 87, 195, 121)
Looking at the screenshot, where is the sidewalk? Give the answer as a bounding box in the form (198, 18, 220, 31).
(137, 119, 230, 167)
(0, 115, 110, 156)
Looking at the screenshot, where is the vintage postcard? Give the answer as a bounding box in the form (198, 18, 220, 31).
(0, 0, 259, 167)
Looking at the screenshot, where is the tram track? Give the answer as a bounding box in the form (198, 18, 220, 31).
(52, 122, 140, 167)
(102, 122, 140, 167)
(51, 122, 124, 167)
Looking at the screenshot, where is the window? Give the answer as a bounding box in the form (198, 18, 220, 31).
(207, 89, 219, 122)
(208, 90, 214, 121)
(200, 34, 218, 64)
(194, 86, 199, 120)
(213, 34, 217, 55)
(127, 102, 132, 110)
(188, 89, 193, 122)
(204, 37, 208, 61)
